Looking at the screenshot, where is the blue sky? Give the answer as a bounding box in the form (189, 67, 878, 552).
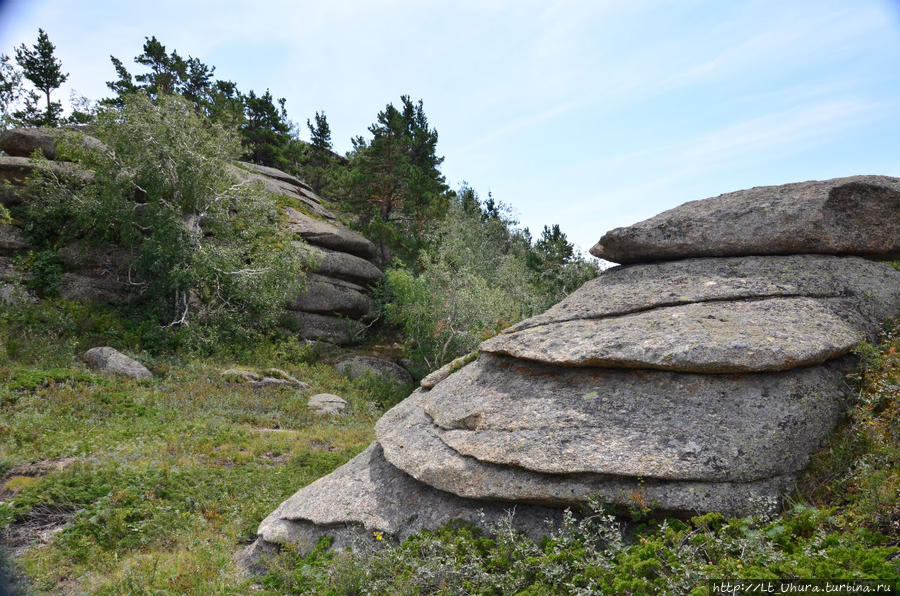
(1, 0, 898, 254)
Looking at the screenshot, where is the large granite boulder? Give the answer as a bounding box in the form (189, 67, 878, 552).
(296, 243, 383, 287)
(282, 311, 365, 345)
(592, 176, 900, 263)
(245, 176, 900, 568)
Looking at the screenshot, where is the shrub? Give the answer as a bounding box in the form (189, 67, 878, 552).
(21, 92, 307, 333)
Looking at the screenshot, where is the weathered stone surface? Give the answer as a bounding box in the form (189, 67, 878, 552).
(83, 347, 152, 379)
(377, 390, 792, 516)
(421, 352, 478, 389)
(262, 368, 309, 389)
(250, 443, 563, 558)
(59, 273, 130, 303)
(287, 273, 372, 317)
(282, 311, 364, 345)
(307, 393, 347, 415)
(592, 176, 900, 263)
(0, 156, 92, 205)
(238, 161, 308, 190)
(296, 243, 383, 287)
(410, 354, 845, 482)
(283, 206, 376, 259)
(0, 225, 26, 255)
(504, 255, 900, 334)
(229, 164, 337, 221)
(0, 128, 104, 160)
(334, 356, 414, 386)
(482, 297, 866, 373)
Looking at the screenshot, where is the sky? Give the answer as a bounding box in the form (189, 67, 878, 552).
(1, 0, 898, 255)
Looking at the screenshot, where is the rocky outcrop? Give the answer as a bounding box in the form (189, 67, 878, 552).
(591, 176, 900, 263)
(245, 175, 900, 565)
(83, 347, 152, 379)
(0, 129, 383, 345)
(231, 162, 382, 345)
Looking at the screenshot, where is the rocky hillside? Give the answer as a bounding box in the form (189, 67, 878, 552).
(0, 127, 381, 345)
(242, 175, 900, 567)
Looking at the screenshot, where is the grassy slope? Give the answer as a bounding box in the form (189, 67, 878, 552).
(0, 299, 897, 595)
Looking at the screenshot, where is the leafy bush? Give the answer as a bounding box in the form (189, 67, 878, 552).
(21, 92, 307, 333)
(384, 193, 598, 376)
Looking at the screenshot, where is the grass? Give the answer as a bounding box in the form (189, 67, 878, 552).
(0, 300, 389, 594)
(0, 298, 898, 594)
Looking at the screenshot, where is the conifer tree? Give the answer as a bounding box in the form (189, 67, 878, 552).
(14, 28, 68, 126)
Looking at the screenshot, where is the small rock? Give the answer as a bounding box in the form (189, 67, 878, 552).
(262, 368, 311, 390)
(221, 369, 261, 383)
(83, 347, 151, 379)
(307, 393, 347, 415)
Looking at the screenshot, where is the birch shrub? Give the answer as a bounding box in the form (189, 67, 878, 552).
(21, 93, 305, 336)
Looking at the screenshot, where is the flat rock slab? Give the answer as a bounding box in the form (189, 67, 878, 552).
(377, 390, 794, 516)
(505, 255, 900, 334)
(282, 311, 364, 345)
(83, 347, 152, 379)
(286, 273, 372, 318)
(482, 297, 864, 373)
(283, 206, 376, 259)
(335, 356, 414, 386)
(592, 175, 900, 263)
(414, 354, 844, 482)
(251, 442, 563, 558)
(296, 243, 383, 287)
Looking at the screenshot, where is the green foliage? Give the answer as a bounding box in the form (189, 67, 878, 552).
(384, 187, 598, 375)
(241, 89, 292, 168)
(334, 96, 449, 262)
(13, 28, 68, 127)
(21, 92, 306, 333)
(17, 248, 64, 298)
(0, 53, 24, 130)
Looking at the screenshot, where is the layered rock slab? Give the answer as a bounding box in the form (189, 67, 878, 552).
(592, 175, 900, 263)
(377, 389, 795, 516)
(249, 443, 563, 558)
(503, 255, 900, 335)
(382, 354, 845, 483)
(482, 297, 865, 373)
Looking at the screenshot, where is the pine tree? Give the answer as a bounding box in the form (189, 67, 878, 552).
(241, 89, 291, 168)
(14, 28, 68, 127)
(307, 111, 332, 153)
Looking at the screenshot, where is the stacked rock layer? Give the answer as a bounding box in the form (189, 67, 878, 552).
(246, 175, 900, 561)
(0, 128, 380, 344)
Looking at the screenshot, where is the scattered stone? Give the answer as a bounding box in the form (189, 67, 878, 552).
(83, 347, 152, 379)
(307, 393, 347, 415)
(262, 368, 309, 389)
(335, 356, 414, 386)
(592, 176, 900, 263)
